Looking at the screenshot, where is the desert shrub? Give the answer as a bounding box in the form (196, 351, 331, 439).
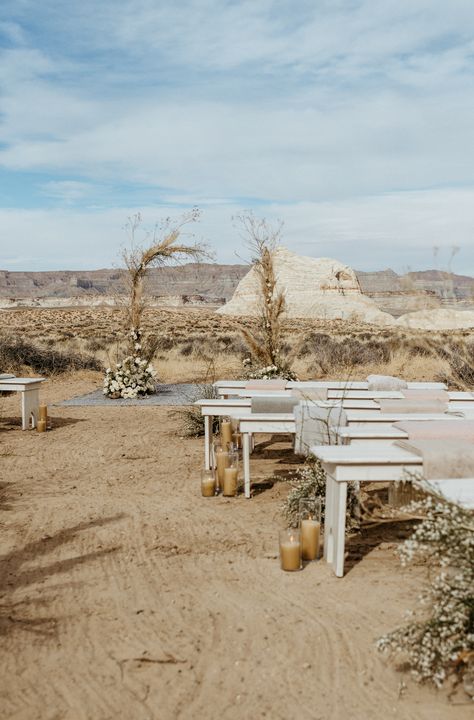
(179, 342, 194, 357)
(170, 384, 220, 437)
(299, 333, 391, 373)
(85, 337, 108, 352)
(281, 455, 359, 531)
(378, 484, 474, 691)
(0, 336, 101, 374)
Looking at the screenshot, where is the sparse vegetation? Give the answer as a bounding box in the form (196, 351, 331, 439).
(0, 335, 101, 375)
(170, 384, 220, 437)
(281, 454, 360, 531)
(378, 482, 474, 691)
(0, 306, 473, 387)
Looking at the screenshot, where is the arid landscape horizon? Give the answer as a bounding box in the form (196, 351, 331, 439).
(1, 296, 474, 718)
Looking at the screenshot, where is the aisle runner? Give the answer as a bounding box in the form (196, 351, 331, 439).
(57, 383, 201, 407)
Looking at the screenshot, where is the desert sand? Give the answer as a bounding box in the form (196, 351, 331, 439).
(0, 374, 471, 720)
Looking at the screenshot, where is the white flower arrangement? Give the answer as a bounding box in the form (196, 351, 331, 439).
(377, 483, 474, 690)
(242, 358, 298, 381)
(103, 354, 157, 399)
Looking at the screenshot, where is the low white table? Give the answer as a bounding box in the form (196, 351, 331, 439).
(310, 443, 422, 577)
(0, 377, 46, 429)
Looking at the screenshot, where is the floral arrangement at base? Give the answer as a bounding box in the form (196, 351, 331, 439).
(242, 357, 298, 381)
(281, 455, 359, 530)
(103, 355, 157, 399)
(377, 482, 474, 692)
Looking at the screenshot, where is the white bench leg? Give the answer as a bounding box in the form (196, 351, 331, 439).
(333, 481, 348, 578)
(243, 432, 251, 498)
(22, 388, 39, 430)
(324, 472, 334, 563)
(204, 415, 212, 470)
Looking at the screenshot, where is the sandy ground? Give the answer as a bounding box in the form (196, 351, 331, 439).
(0, 375, 471, 720)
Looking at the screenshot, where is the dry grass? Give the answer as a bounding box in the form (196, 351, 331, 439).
(1, 306, 473, 387)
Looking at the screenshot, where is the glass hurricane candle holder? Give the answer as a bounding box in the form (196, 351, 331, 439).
(299, 498, 321, 561)
(214, 445, 231, 491)
(222, 452, 239, 497)
(201, 469, 216, 497)
(279, 529, 302, 571)
(220, 416, 233, 450)
(36, 418, 47, 433)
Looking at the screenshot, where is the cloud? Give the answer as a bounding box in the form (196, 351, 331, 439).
(1, 188, 473, 274)
(0, 1, 474, 272)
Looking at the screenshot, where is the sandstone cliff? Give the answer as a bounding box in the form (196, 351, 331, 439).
(217, 248, 394, 324)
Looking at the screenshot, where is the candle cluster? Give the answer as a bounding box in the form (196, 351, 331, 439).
(279, 500, 321, 571)
(200, 418, 241, 498)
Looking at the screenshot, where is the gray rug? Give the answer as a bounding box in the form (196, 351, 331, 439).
(57, 383, 201, 407)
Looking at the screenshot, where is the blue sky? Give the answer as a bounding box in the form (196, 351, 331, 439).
(1, 1, 474, 274)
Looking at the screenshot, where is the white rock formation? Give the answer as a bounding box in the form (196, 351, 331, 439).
(217, 247, 394, 324)
(396, 308, 474, 330)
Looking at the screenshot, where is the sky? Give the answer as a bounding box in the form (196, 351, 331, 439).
(1, 0, 474, 274)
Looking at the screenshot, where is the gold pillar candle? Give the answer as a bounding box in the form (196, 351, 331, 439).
(220, 420, 233, 449)
(39, 404, 48, 422)
(279, 529, 302, 571)
(215, 449, 230, 488)
(299, 498, 322, 562)
(301, 519, 321, 561)
(231, 431, 242, 450)
(201, 469, 216, 497)
(223, 466, 238, 496)
(37, 418, 47, 433)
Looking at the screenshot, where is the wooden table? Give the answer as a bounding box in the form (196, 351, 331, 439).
(0, 377, 46, 429)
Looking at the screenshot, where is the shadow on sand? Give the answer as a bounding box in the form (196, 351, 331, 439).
(0, 514, 126, 638)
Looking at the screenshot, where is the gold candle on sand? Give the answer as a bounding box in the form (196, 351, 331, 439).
(36, 418, 47, 433)
(279, 529, 302, 571)
(201, 469, 216, 497)
(220, 419, 233, 449)
(223, 466, 238, 496)
(39, 404, 48, 422)
(299, 499, 321, 561)
(215, 448, 230, 489)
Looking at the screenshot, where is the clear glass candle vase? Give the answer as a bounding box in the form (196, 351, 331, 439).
(299, 498, 321, 561)
(222, 452, 239, 497)
(214, 446, 231, 491)
(201, 469, 216, 497)
(279, 529, 302, 571)
(219, 416, 233, 450)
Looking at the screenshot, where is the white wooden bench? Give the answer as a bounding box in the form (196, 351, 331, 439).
(214, 379, 446, 397)
(345, 410, 466, 429)
(310, 444, 423, 577)
(310, 442, 474, 577)
(0, 377, 46, 429)
(196, 398, 461, 497)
